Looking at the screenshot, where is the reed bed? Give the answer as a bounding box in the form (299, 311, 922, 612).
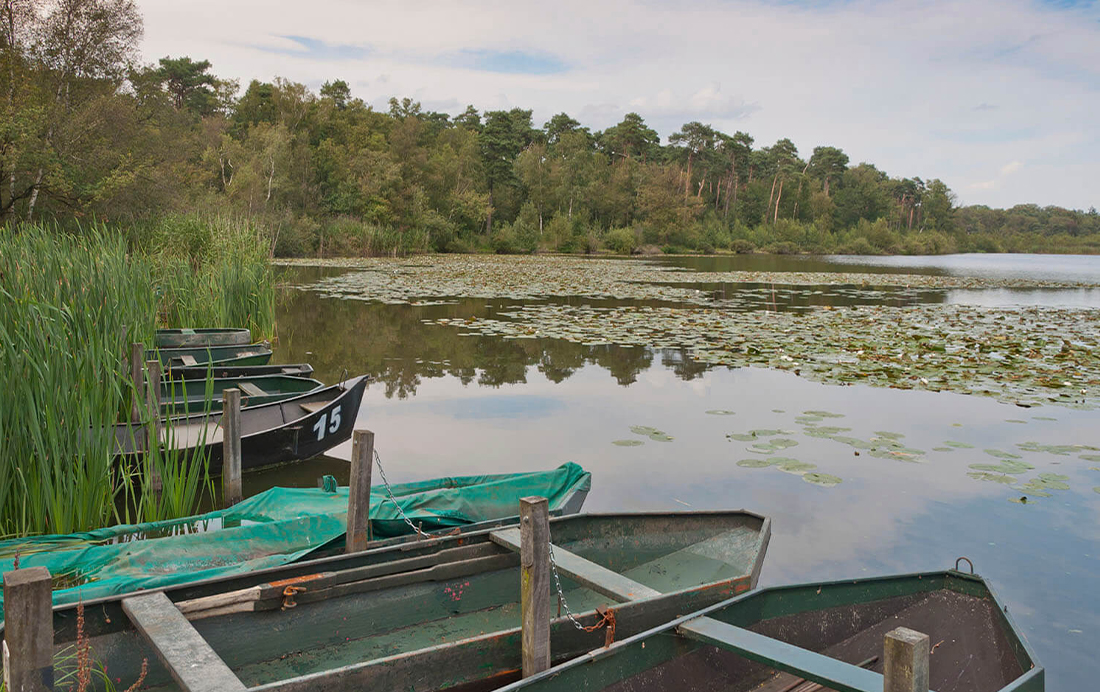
(0, 222, 274, 538)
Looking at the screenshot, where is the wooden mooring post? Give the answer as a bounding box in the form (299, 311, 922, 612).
(884, 627, 930, 692)
(3, 567, 54, 692)
(130, 342, 144, 422)
(145, 359, 163, 494)
(345, 429, 374, 553)
(520, 496, 551, 677)
(222, 388, 243, 507)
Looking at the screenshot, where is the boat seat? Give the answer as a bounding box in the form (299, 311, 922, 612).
(161, 421, 223, 449)
(299, 401, 326, 414)
(180, 328, 196, 335)
(238, 382, 267, 398)
(179, 355, 198, 366)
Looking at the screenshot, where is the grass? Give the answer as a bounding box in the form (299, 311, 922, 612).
(0, 219, 274, 538)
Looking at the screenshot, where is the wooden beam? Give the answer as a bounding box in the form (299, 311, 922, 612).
(346, 430, 374, 553)
(122, 591, 247, 692)
(884, 627, 930, 692)
(2, 567, 54, 692)
(145, 359, 163, 493)
(130, 342, 144, 422)
(222, 388, 242, 507)
(520, 496, 551, 677)
(492, 528, 661, 602)
(677, 616, 883, 692)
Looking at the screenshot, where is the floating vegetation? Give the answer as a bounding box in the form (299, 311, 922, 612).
(932, 447, 953, 452)
(873, 431, 905, 440)
(944, 441, 974, 448)
(705, 410, 736, 416)
(1005, 419, 1028, 424)
(795, 415, 824, 424)
(970, 460, 1034, 474)
(727, 433, 758, 442)
(1008, 496, 1032, 505)
(612, 439, 644, 447)
(968, 472, 1017, 484)
(1095, 487, 1100, 494)
(985, 449, 1023, 460)
(1080, 454, 1100, 462)
(1033, 416, 1058, 421)
(630, 425, 659, 436)
(737, 459, 775, 468)
(648, 432, 674, 442)
(831, 436, 874, 450)
(777, 460, 817, 475)
(804, 410, 845, 418)
(803, 473, 843, 488)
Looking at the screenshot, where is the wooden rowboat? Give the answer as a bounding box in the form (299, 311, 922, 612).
(159, 375, 325, 414)
(115, 375, 368, 475)
(155, 328, 252, 348)
(163, 363, 315, 380)
(150, 343, 273, 368)
(40, 511, 771, 692)
(496, 567, 1044, 692)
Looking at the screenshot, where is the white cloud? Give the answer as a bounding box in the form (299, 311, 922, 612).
(1000, 160, 1024, 176)
(135, 0, 1100, 209)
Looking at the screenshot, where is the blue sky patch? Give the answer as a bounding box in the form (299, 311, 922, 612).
(267, 36, 371, 61)
(454, 49, 568, 75)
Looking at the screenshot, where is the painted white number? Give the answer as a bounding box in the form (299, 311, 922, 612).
(311, 406, 343, 441)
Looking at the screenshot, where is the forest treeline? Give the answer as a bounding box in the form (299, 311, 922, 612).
(3, 0, 1098, 256)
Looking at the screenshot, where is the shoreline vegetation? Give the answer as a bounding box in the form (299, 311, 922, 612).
(0, 222, 275, 539)
(2, 4, 1098, 259)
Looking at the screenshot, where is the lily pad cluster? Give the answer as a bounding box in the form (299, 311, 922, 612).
(613, 425, 675, 447)
(431, 302, 1100, 410)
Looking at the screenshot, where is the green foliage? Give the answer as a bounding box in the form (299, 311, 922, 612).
(0, 222, 274, 538)
(0, 1, 1095, 255)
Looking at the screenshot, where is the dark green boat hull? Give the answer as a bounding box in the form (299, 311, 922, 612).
(155, 328, 252, 348)
(149, 342, 272, 368)
(159, 375, 324, 414)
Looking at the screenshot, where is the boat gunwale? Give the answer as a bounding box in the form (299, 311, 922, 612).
(488, 568, 1043, 692)
(29, 509, 767, 638)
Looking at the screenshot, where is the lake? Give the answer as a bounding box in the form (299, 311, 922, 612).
(260, 253, 1100, 689)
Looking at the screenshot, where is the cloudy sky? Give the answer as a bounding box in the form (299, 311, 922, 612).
(137, 0, 1099, 210)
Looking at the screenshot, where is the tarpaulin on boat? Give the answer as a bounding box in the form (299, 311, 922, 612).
(0, 462, 590, 619)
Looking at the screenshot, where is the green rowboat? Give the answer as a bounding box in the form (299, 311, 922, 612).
(27, 511, 770, 691)
(163, 363, 315, 380)
(155, 328, 252, 348)
(150, 342, 273, 368)
(159, 374, 325, 414)
(497, 567, 1043, 692)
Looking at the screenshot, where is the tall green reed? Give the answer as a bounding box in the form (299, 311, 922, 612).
(0, 221, 273, 538)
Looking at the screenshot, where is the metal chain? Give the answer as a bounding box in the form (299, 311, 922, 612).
(373, 448, 426, 537)
(546, 527, 587, 630)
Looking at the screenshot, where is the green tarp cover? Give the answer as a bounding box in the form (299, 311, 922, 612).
(0, 462, 589, 619)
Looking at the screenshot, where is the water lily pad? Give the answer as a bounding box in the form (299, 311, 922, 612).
(1094, 487, 1100, 494)
(932, 447, 953, 452)
(944, 441, 974, 449)
(737, 458, 775, 468)
(777, 460, 817, 475)
(814, 426, 852, 435)
(1038, 472, 1069, 482)
(1008, 496, 1034, 504)
(771, 409, 785, 413)
(766, 456, 800, 466)
(830, 436, 873, 450)
(873, 431, 905, 440)
(612, 439, 644, 447)
(726, 433, 758, 442)
(630, 425, 659, 436)
(1080, 454, 1100, 462)
(648, 432, 674, 442)
(1032, 416, 1058, 421)
(984, 449, 1022, 460)
(795, 415, 824, 424)
(968, 472, 1017, 484)
(803, 410, 844, 418)
(749, 428, 793, 437)
(803, 473, 842, 487)
(705, 410, 736, 416)
(769, 438, 799, 450)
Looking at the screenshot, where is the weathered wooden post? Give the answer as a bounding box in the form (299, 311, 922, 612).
(145, 359, 163, 494)
(520, 496, 551, 677)
(222, 388, 243, 507)
(345, 429, 374, 553)
(884, 627, 930, 692)
(3, 567, 54, 692)
(130, 342, 144, 422)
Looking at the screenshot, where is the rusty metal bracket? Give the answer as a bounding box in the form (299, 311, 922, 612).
(281, 585, 307, 609)
(954, 556, 974, 574)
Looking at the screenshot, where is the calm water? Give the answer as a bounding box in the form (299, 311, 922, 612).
(260, 254, 1100, 689)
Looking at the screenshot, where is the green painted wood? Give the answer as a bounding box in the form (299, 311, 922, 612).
(155, 328, 252, 348)
(122, 591, 247, 692)
(492, 528, 661, 602)
(678, 616, 882, 692)
(159, 375, 322, 414)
